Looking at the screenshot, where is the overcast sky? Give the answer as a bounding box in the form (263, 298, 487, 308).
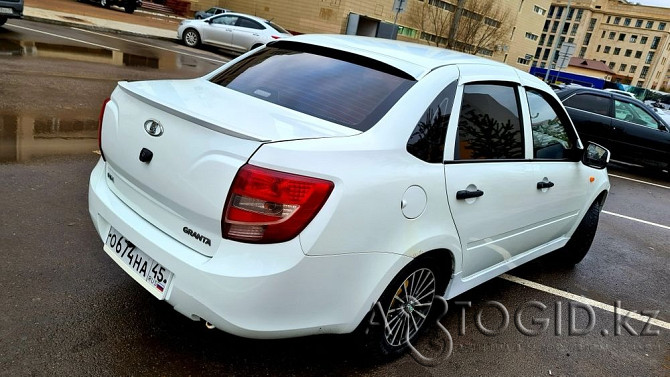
(632, 0, 670, 8)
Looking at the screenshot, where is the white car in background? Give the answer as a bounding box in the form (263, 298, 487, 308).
(177, 12, 292, 53)
(89, 35, 610, 357)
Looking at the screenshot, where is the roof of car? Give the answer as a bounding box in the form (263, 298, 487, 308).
(283, 34, 518, 80)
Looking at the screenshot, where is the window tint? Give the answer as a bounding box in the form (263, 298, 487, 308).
(455, 84, 524, 160)
(212, 15, 237, 25)
(407, 82, 457, 163)
(614, 100, 660, 129)
(526, 89, 574, 159)
(210, 45, 415, 131)
(236, 17, 264, 30)
(563, 93, 610, 116)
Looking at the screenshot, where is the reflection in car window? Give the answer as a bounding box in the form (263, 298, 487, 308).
(407, 82, 457, 163)
(563, 93, 611, 116)
(210, 45, 415, 131)
(212, 15, 237, 25)
(455, 84, 524, 160)
(526, 88, 573, 159)
(236, 17, 264, 30)
(614, 100, 660, 129)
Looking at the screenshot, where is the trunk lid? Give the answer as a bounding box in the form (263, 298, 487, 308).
(101, 78, 355, 257)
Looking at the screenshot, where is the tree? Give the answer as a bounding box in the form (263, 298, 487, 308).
(405, 0, 515, 55)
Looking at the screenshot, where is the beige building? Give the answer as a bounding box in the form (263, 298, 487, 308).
(536, 0, 670, 90)
(184, 0, 551, 71)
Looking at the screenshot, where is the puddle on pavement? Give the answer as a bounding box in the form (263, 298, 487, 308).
(0, 114, 99, 163)
(0, 39, 160, 69)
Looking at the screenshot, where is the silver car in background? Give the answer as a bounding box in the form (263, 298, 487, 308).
(177, 12, 292, 53)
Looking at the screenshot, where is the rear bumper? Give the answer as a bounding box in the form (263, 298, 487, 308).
(0, 2, 23, 19)
(88, 158, 408, 339)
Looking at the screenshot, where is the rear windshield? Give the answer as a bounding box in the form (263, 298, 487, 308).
(210, 44, 415, 131)
(265, 21, 290, 35)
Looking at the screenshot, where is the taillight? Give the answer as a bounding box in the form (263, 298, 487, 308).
(271, 35, 281, 39)
(98, 97, 110, 161)
(222, 164, 334, 244)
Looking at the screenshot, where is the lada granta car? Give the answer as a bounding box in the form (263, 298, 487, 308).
(89, 34, 611, 357)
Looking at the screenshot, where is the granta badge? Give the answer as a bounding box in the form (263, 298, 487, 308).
(144, 119, 164, 137)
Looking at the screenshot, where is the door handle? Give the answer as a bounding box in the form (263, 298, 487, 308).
(456, 189, 484, 200)
(537, 181, 555, 189)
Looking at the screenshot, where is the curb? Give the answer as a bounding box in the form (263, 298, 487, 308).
(22, 15, 178, 43)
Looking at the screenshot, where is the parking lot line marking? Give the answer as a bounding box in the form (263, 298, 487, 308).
(602, 210, 670, 231)
(71, 28, 229, 65)
(500, 274, 670, 330)
(6, 24, 120, 51)
(608, 174, 670, 190)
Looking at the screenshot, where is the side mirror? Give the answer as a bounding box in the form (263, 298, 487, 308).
(582, 142, 610, 169)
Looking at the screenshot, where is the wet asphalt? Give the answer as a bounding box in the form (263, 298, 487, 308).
(0, 19, 668, 377)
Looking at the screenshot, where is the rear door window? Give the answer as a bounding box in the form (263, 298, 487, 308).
(613, 99, 660, 129)
(563, 93, 611, 116)
(210, 43, 415, 131)
(455, 84, 524, 160)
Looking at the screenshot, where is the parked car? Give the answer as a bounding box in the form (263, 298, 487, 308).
(80, 0, 141, 14)
(177, 12, 292, 53)
(194, 6, 229, 19)
(0, 0, 23, 26)
(90, 35, 610, 357)
(556, 86, 669, 172)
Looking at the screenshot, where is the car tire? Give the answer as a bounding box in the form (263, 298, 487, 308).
(125, 6, 135, 14)
(356, 258, 446, 359)
(0, 16, 7, 26)
(552, 200, 602, 266)
(182, 29, 201, 48)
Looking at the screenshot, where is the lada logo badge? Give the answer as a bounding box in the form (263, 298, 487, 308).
(144, 119, 164, 137)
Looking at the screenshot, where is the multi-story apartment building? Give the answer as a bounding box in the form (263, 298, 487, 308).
(535, 0, 670, 90)
(189, 0, 551, 71)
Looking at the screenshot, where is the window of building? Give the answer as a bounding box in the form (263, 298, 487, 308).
(651, 36, 660, 49)
(609, 62, 616, 69)
(567, 8, 575, 20)
(455, 84, 524, 160)
(637, 80, 644, 86)
(517, 57, 531, 65)
(576, 9, 583, 21)
(539, 34, 546, 45)
(659, 22, 667, 31)
(588, 18, 596, 31)
(525, 32, 539, 41)
(571, 23, 579, 36)
(646, 20, 654, 29)
(596, 45, 601, 52)
(556, 6, 563, 19)
(526, 88, 574, 159)
(547, 35, 555, 46)
(601, 30, 606, 38)
(640, 66, 649, 78)
(579, 46, 587, 58)
(543, 20, 550, 32)
(604, 46, 611, 53)
(568, 37, 574, 43)
(641, 36, 648, 44)
(535, 47, 542, 59)
(583, 33, 592, 45)
(606, 16, 612, 23)
(542, 48, 550, 60)
(625, 49, 632, 57)
(624, 18, 631, 26)
(618, 33, 626, 41)
(562, 23, 570, 34)
(635, 50, 642, 58)
(630, 35, 638, 43)
(619, 63, 627, 72)
(614, 47, 621, 55)
(646, 51, 655, 64)
(630, 65, 637, 74)
(548, 5, 555, 17)
(614, 17, 621, 25)
(609, 32, 616, 39)
(552, 21, 559, 33)
(533, 5, 546, 16)
(636, 19, 643, 28)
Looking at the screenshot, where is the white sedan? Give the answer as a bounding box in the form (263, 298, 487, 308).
(177, 12, 291, 53)
(89, 34, 610, 357)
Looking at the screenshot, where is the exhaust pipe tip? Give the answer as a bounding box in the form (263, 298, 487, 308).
(205, 321, 216, 330)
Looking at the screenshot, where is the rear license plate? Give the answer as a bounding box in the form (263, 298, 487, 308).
(0, 8, 13, 14)
(104, 227, 173, 299)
